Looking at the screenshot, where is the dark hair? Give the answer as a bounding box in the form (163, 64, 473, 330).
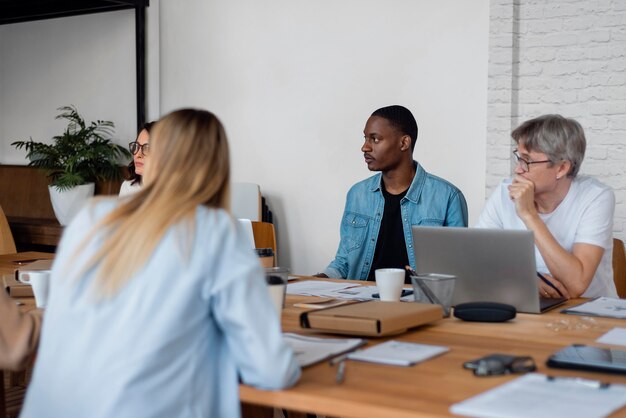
(128, 121, 156, 185)
(511, 114, 585, 178)
(371, 105, 418, 150)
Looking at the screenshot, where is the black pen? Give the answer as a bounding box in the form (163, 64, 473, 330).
(547, 375, 610, 389)
(537, 272, 563, 297)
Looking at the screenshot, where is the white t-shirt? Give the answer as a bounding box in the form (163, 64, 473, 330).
(119, 180, 141, 197)
(476, 176, 616, 298)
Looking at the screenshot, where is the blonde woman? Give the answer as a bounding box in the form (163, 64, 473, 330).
(22, 109, 300, 417)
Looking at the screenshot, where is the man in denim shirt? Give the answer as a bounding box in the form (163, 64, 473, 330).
(322, 105, 468, 281)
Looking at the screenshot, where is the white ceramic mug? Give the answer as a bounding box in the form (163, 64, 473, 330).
(375, 268, 405, 301)
(17, 270, 51, 308)
(265, 267, 289, 317)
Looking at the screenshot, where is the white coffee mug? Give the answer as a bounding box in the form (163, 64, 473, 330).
(375, 268, 405, 301)
(265, 273, 287, 317)
(18, 270, 51, 308)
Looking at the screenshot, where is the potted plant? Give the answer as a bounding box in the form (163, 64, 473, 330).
(12, 105, 130, 225)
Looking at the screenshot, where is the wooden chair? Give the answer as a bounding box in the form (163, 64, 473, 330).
(232, 183, 262, 221)
(251, 221, 277, 265)
(0, 205, 17, 255)
(1, 370, 27, 418)
(613, 238, 626, 298)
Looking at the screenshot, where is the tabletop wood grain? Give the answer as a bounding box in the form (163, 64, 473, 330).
(240, 276, 626, 418)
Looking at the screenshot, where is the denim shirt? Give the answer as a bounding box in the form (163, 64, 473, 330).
(324, 163, 468, 280)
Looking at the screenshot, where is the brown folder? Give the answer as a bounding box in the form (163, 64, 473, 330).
(300, 300, 443, 337)
(5, 259, 54, 298)
(3, 274, 33, 298)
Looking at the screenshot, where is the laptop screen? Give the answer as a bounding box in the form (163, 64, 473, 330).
(411, 226, 563, 314)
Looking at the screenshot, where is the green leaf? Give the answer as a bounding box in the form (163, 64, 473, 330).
(12, 105, 127, 187)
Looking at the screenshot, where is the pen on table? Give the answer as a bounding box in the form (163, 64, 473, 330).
(335, 360, 346, 384)
(405, 265, 448, 315)
(329, 352, 350, 366)
(547, 375, 610, 389)
(537, 272, 563, 297)
(330, 353, 350, 384)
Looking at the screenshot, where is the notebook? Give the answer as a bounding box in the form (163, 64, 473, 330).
(347, 340, 449, 366)
(411, 226, 566, 314)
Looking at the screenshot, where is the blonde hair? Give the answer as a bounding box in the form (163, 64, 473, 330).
(77, 108, 231, 297)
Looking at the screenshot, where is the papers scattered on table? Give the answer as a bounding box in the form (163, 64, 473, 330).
(597, 327, 626, 346)
(326, 285, 379, 300)
(293, 298, 351, 309)
(287, 280, 413, 301)
(561, 297, 626, 319)
(283, 333, 367, 367)
(286, 281, 357, 296)
(450, 373, 626, 418)
(347, 340, 448, 366)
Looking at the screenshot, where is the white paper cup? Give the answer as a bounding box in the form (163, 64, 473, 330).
(17, 270, 51, 308)
(265, 267, 289, 316)
(375, 268, 405, 301)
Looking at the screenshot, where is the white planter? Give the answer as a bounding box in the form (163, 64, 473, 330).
(48, 183, 95, 226)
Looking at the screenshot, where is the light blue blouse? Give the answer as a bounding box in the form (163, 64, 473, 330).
(22, 199, 300, 418)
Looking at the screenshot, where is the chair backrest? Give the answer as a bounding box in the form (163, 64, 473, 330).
(613, 238, 626, 298)
(0, 205, 17, 255)
(252, 221, 277, 265)
(231, 183, 261, 221)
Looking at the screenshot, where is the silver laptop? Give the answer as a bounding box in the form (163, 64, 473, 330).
(411, 226, 566, 314)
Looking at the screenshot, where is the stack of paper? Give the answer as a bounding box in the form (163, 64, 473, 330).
(451, 373, 626, 418)
(286, 281, 357, 296)
(286, 280, 414, 301)
(347, 340, 448, 366)
(561, 297, 626, 319)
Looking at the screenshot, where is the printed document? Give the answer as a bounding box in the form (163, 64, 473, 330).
(597, 327, 626, 347)
(561, 297, 626, 319)
(450, 373, 626, 418)
(286, 281, 357, 296)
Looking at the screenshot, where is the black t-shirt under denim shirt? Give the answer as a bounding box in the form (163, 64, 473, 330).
(368, 182, 409, 281)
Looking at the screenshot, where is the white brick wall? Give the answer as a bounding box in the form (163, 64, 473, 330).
(487, 0, 626, 242)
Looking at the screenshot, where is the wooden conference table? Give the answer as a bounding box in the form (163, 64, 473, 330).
(240, 277, 626, 418)
(0, 252, 55, 275)
(3, 256, 626, 417)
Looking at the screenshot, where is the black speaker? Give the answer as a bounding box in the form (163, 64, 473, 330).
(453, 302, 516, 322)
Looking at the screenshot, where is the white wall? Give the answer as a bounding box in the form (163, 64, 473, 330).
(487, 0, 626, 242)
(159, 0, 490, 275)
(0, 1, 489, 276)
(0, 7, 161, 161)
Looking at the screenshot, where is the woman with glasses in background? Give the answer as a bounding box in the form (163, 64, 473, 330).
(476, 114, 617, 299)
(119, 121, 155, 197)
(22, 109, 300, 417)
